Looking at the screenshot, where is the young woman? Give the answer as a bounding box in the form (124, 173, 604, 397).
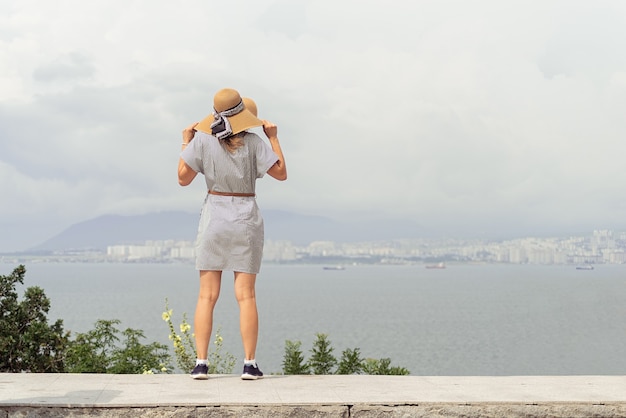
(178, 88, 287, 380)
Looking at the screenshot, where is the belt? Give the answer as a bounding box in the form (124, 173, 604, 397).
(208, 190, 255, 197)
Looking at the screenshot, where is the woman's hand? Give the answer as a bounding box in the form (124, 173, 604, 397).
(262, 120, 278, 139)
(179, 122, 199, 186)
(262, 120, 287, 181)
(182, 122, 198, 144)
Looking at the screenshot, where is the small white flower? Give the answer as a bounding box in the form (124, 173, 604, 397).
(161, 310, 173, 321)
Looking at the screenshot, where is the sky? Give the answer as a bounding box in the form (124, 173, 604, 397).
(1, 0, 626, 252)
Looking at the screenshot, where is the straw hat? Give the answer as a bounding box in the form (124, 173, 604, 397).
(243, 97, 258, 117)
(195, 89, 262, 137)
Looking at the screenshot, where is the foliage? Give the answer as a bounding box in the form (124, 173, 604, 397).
(208, 328, 236, 374)
(65, 319, 171, 374)
(1, 265, 408, 376)
(308, 333, 337, 374)
(110, 328, 171, 374)
(282, 333, 409, 375)
(336, 347, 363, 375)
(361, 358, 410, 376)
(162, 300, 195, 372)
(0, 265, 69, 372)
(162, 299, 236, 374)
(282, 340, 310, 374)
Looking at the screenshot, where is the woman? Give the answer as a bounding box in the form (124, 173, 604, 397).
(178, 88, 287, 380)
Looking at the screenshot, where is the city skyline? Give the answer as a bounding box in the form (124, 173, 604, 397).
(4, 208, 624, 255)
(100, 228, 626, 266)
(4, 229, 625, 267)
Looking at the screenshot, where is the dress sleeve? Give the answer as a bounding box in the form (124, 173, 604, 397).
(253, 134, 279, 178)
(180, 132, 206, 175)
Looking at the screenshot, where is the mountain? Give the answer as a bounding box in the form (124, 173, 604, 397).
(29, 210, 429, 251)
(30, 212, 196, 251)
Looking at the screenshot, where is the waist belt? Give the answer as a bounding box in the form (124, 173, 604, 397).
(208, 190, 255, 197)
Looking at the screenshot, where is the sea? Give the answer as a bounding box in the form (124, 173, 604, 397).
(3, 262, 626, 376)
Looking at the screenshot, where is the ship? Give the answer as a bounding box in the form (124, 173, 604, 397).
(425, 262, 446, 269)
(323, 266, 346, 270)
(576, 265, 594, 270)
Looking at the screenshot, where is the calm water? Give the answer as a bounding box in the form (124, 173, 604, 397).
(4, 262, 626, 375)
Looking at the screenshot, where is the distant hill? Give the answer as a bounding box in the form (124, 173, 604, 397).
(30, 211, 196, 251)
(30, 210, 429, 251)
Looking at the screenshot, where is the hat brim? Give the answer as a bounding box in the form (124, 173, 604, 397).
(196, 109, 263, 136)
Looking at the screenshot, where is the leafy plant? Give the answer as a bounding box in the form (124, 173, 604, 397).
(1, 265, 199, 375)
(208, 329, 236, 374)
(110, 328, 171, 374)
(162, 299, 235, 374)
(281, 333, 409, 375)
(362, 357, 410, 375)
(282, 340, 310, 374)
(0, 265, 68, 372)
(65, 319, 119, 373)
(65, 319, 171, 374)
(162, 300, 195, 372)
(336, 347, 363, 375)
(308, 333, 337, 374)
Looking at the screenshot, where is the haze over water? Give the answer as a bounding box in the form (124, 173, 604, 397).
(6, 262, 626, 376)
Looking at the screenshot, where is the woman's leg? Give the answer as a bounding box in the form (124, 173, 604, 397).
(194, 270, 222, 360)
(234, 271, 258, 360)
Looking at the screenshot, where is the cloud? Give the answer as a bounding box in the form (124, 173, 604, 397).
(33, 52, 96, 83)
(1, 0, 626, 251)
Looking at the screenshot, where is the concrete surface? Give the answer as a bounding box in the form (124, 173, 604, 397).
(1, 374, 626, 417)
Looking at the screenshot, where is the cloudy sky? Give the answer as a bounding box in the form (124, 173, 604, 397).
(1, 0, 626, 251)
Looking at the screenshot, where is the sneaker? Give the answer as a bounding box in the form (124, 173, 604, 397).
(190, 364, 209, 380)
(241, 364, 264, 380)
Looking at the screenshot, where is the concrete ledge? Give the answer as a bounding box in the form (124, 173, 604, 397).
(1, 374, 625, 417)
(3, 404, 626, 418)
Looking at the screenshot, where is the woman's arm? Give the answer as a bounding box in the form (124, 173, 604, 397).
(178, 123, 199, 186)
(263, 120, 287, 181)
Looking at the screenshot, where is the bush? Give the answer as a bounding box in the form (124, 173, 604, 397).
(1, 265, 172, 374)
(282, 333, 409, 375)
(282, 340, 310, 374)
(162, 299, 236, 374)
(361, 357, 410, 376)
(308, 333, 336, 374)
(336, 348, 363, 375)
(65, 319, 171, 374)
(0, 265, 68, 372)
(162, 301, 195, 372)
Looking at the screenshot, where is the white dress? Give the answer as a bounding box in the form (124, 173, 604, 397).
(181, 131, 278, 273)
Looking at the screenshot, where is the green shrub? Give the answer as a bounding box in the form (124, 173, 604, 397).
(308, 333, 337, 374)
(65, 319, 171, 374)
(2, 265, 170, 374)
(336, 347, 363, 375)
(281, 333, 409, 375)
(0, 265, 68, 372)
(282, 340, 310, 374)
(362, 357, 410, 375)
(162, 299, 236, 374)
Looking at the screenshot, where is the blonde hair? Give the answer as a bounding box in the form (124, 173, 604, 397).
(220, 131, 246, 153)
(220, 97, 257, 153)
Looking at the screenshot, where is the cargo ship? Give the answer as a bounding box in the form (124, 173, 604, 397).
(425, 262, 446, 269)
(575, 265, 594, 270)
(323, 266, 346, 270)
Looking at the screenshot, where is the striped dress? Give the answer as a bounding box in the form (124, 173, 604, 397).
(181, 131, 279, 273)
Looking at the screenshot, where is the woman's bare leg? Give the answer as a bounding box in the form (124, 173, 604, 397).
(234, 271, 258, 360)
(194, 270, 222, 360)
